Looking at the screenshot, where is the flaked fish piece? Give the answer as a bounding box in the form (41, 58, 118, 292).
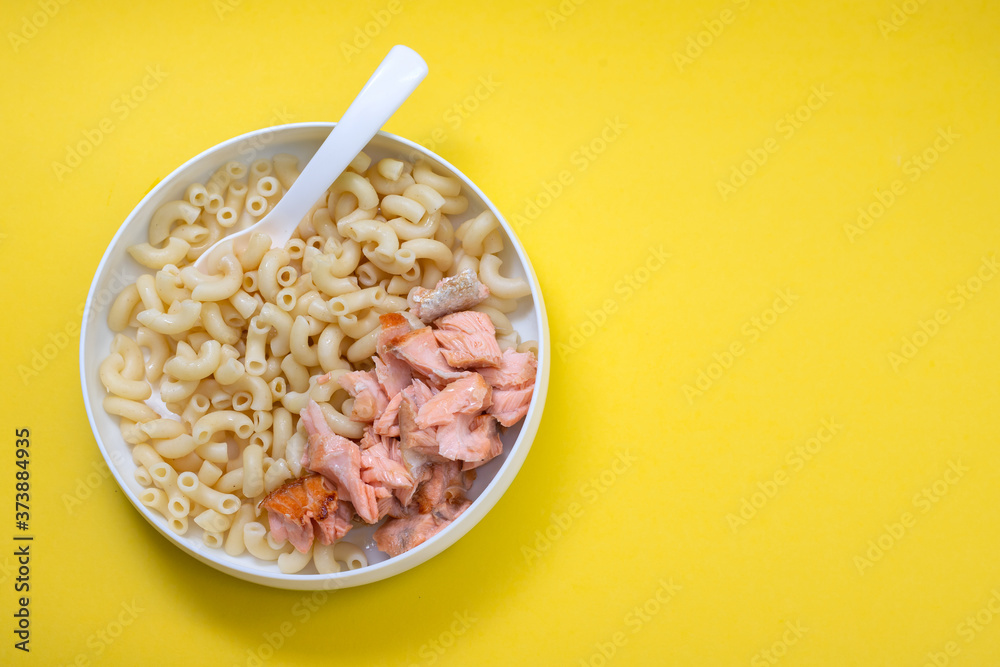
(260, 473, 340, 553)
(396, 381, 442, 506)
(377, 493, 409, 520)
(300, 401, 379, 524)
(437, 412, 503, 464)
(408, 376, 438, 404)
(375, 313, 413, 397)
(487, 385, 534, 427)
(373, 512, 441, 558)
(316, 499, 355, 544)
(433, 311, 503, 368)
(369, 428, 414, 521)
(387, 327, 465, 385)
(462, 416, 503, 471)
(409, 269, 490, 323)
(399, 381, 441, 458)
(477, 348, 537, 389)
(373, 497, 472, 557)
(415, 372, 492, 429)
(413, 460, 474, 513)
(373, 357, 410, 407)
(377, 312, 413, 351)
(373, 390, 402, 437)
(360, 428, 414, 490)
(396, 395, 435, 506)
(338, 370, 389, 422)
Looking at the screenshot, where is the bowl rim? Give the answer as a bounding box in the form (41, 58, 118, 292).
(79, 122, 550, 589)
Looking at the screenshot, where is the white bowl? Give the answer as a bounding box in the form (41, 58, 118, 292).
(79, 123, 549, 590)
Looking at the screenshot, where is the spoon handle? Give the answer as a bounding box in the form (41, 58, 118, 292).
(263, 45, 429, 242)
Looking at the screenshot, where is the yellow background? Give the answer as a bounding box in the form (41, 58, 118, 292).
(2, 0, 999, 664)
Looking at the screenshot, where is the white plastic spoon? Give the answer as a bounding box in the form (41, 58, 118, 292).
(144, 46, 427, 418)
(193, 44, 428, 272)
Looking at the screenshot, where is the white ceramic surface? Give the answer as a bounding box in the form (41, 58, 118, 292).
(79, 123, 549, 590)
